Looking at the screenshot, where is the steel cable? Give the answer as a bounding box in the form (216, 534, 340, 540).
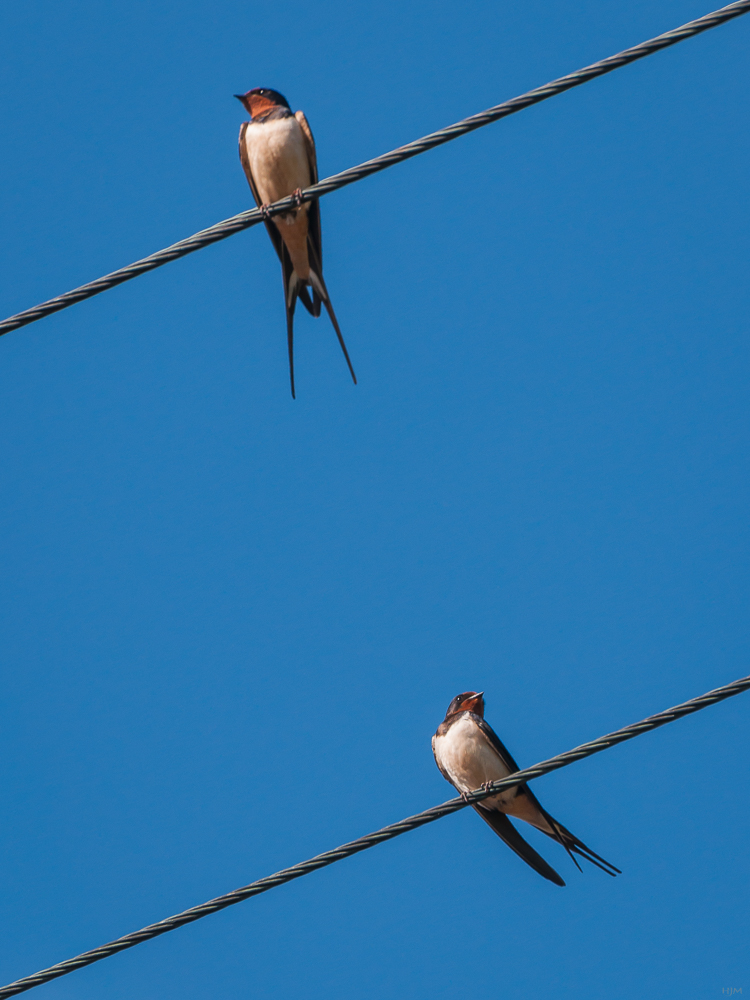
(1, 671, 748, 999)
(1, 0, 749, 339)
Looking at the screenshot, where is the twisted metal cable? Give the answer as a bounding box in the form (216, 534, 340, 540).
(1, 0, 749, 339)
(1, 672, 748, 999)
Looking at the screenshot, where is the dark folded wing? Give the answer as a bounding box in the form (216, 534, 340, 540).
(295, 111, 323, 275)
(473, 805, 565, 886)
(474, 715, 523, 773)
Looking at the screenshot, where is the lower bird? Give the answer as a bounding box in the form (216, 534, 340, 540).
(234, 87, 356, 398)
(432, 691, 620, 886)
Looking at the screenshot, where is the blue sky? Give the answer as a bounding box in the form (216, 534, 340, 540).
(0, 2, 748, 998)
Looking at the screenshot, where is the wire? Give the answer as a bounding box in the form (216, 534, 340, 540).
(0, 671, 747, 999)
(1, 0, 749, 339)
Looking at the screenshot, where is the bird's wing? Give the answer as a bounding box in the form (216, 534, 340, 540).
(474, 716, 523, 773)
(472, 806, 565, 886)
(295, 110, 323, 275)
(294, 111, 318, 180)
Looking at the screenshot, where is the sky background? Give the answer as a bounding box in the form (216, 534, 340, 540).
(1, 2, 749, 998)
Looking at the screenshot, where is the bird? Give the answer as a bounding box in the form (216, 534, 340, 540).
(234, 87, 356, 398)
(432, 691, 620, 886)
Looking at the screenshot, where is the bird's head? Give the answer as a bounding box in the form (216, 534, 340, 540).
(234, 87, 291, 118)
(445, 690, 485, 718)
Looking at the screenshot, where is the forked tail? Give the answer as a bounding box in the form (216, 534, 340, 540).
(282, 251, 356, 399)
(540, 810, 621, 877)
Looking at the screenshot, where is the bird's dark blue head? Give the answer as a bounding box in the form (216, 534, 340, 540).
(445, 691, 485, 719)
(234, 87, 291, 118)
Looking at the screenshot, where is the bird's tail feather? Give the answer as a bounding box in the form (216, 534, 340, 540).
(285, 282, 298, 400)
(306, 245, 357, 386)
(539, 812, 621, 877)
(281, 241, 357, 395)
(282, 251, 301, 399)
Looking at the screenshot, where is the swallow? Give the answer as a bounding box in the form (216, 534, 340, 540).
(234, 87, 356, 398)
(432, 691, 620, 886)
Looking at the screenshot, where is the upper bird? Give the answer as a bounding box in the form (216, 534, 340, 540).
(432, 691, 620, 886)
(234, 87, 356, 398)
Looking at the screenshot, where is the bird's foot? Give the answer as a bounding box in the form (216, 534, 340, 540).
(292, 188, 305, 208)
(480, 781, 495, 793)
(260, 203, 272, 220)
(460, 791, 472, 803)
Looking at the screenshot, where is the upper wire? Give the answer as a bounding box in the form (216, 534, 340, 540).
(0, 671, 748, 999)
(1, 0, 749, 338)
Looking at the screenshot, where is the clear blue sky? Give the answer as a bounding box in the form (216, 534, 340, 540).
(1, 2, 748, 998)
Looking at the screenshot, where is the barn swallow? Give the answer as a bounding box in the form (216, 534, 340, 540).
(432, 691, 620, 886)
(234, 87, 356, 398)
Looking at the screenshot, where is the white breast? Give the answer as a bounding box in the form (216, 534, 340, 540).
(433, 716, 512, 794)
(243, 117, 312, 205)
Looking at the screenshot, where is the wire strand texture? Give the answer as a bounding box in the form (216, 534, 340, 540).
(1, 671, 748, 999)
(1, 0, 749, 339)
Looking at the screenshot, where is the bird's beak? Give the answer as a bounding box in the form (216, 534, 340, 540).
(233, 94, 245, 102)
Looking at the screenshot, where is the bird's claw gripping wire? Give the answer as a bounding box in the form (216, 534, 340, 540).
(460, 782, 496, 802)
(292, 188, 305, 208)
